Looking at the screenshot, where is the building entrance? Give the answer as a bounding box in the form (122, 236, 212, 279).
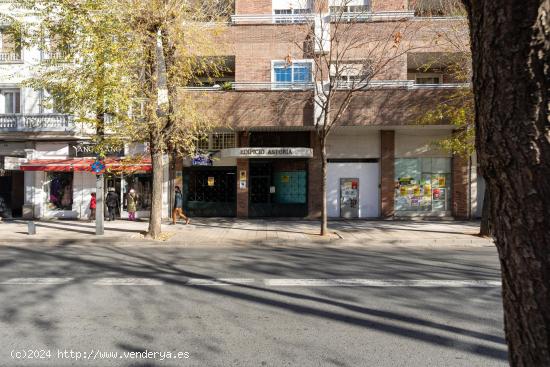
(249, 160, 308, 217)
(182, 167, 236, 217)
(0, 171, 24, 217)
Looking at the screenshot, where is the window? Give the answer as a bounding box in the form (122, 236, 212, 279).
(2, 90, 21, 114)
(211, 133, 236, 150)
(416, 76, 441, 84)
(40, 89, 66, 114)
(0, 29, 21, 62)
(329, 3, 371, 14)
(394, 158, 451, 212)
(45, 172, 73, 210)
(198, 132, 236, 151)
(330, 62, 373, 85)
(273, 61, 312, 88)
(274, 8, 311, 23)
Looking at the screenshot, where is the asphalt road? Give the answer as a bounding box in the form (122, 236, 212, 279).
(0, 243, 507, 367)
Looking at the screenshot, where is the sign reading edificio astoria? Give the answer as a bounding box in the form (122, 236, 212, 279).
(221, 147, 314, 159)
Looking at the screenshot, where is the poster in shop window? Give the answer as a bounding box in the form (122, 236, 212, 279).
(208, 177, 215, 187)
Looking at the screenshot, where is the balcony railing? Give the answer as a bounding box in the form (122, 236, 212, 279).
(183, 82, 315, 91)
(231, 14, 314, 25)
(41, 50, 71, 63)
(330, 11, 415, 22)
(0, 51, 22, 63)
(335, 80, 470, 90)
(0, 114, 75, 132)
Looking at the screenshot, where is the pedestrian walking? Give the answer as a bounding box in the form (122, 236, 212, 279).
(172, 186, 190, 225)
(89, 192, 96, 221)
(127, 189, 137, 221)
(105, 187, 119, 222)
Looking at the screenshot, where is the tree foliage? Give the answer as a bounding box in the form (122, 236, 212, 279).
(10, 0, 232, 238)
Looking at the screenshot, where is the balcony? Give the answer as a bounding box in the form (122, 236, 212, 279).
(0, 114, 76, 132)
(0, 50, 22, 63)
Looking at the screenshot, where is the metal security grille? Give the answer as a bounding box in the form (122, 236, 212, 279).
(187, 170, 236, 203)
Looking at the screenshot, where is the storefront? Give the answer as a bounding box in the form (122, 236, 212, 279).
(222, 131, 314, 218)
(182, 166, 237, 217)
(325, 130, 381, 218)
(20, 156, 156, 220)
(394, 157, 452, 216)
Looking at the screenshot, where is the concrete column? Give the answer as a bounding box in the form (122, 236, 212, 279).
(380, 130, 395, 218)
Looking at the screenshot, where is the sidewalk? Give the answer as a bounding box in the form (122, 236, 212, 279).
(0, 218, 493, 247)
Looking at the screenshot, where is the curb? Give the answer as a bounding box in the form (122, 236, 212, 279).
(0, 237, 494, 247)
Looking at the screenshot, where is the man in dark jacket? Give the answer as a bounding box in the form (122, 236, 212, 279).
(172, 186, 189, 225)
(105, 188, 119, 221)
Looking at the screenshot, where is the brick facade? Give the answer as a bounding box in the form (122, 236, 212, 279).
(380, 130, 395, 218)
(452, 154, 470, 219)
(307, 131, 323, 219)
(235, 0, 271, 14)
(372, 0, 407, 12)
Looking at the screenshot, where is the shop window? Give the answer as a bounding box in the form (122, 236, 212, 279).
(123, 174, 152, 211)
(45, 172, 73, 210)
(395, 158, 451, 212)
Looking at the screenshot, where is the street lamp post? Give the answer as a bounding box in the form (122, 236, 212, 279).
(96, 174, 104, 235)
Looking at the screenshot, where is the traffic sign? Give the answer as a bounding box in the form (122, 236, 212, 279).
(91, 160, 106, 175)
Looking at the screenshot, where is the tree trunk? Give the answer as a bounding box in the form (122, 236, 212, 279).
(479, 185, 491, 237)
(320, 138, 328, 236)
(147, 146, 164, 239)
(463, 1, 550, 365)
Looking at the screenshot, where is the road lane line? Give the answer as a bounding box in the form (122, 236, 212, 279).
(187, 278, 255, 286)
(263, 279, 502, 287)
(93, 278, 164, 286)
(0, 277, 74, 285)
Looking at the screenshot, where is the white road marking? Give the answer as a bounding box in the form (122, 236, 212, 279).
(263, 279, 502, 287)
(0, 277, 74, 285)
(186, 278, 255, 286)
(0, 277, 501, 288)
(93, 278, 164, 286)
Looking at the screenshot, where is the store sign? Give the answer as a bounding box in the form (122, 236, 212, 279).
(3, 157, 27, 170)
(69, 142, 124, 158)
(221, 147, 313, 159)
(192, 154, 213, 166)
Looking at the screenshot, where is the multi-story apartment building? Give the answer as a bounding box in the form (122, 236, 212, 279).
(0, 0, 483, 221)
(176, 0, 483, 220)
(0, 3, 168, 220)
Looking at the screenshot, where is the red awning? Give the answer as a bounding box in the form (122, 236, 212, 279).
(20, 158, 152, 172)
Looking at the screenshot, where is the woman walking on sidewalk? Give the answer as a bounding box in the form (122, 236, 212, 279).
(127, 189, 137, 221)
(172, 186, 190, 225)
(89, 192, 96, 222)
